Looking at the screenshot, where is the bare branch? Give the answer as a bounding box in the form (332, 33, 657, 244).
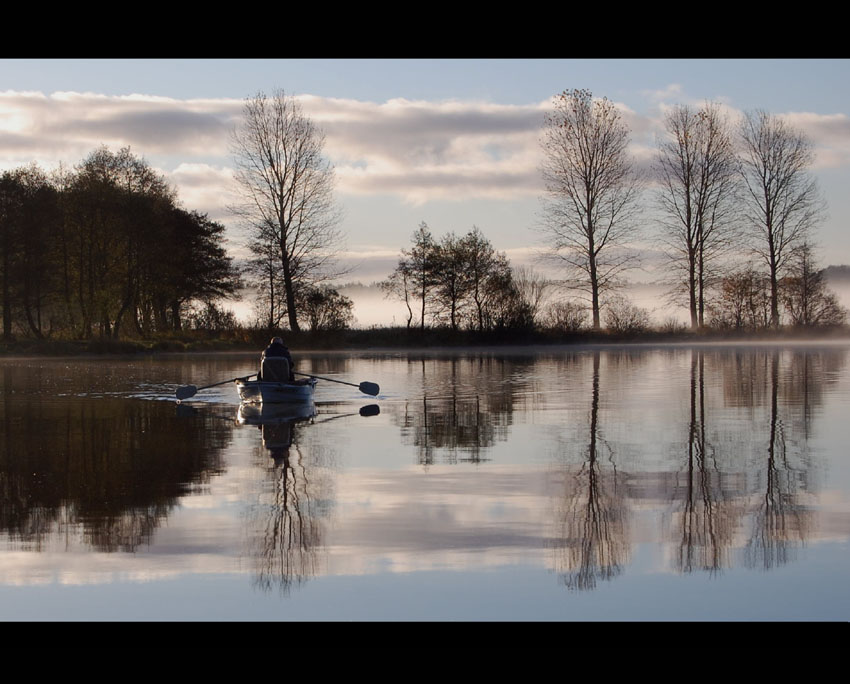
(538, 89, 643, 329)
(230, 90, 344, 332)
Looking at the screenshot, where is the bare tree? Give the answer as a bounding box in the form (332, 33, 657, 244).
(231, 90, 343, 332)
(382, 223, 440, 331)
(405, 223, 439, 331)
(654, 103, 740, 329)
(432, 231, 471, 331)
(738, 110, 825, 327)
(379, 259, 414, 330)
(539, 89, 643, 329)
(782, 242, 847, 327)
(462, 227, 509, 332)
(510, 265, 550, 328)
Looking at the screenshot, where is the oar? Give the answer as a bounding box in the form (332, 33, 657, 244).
(175, 374, 256, 401)
(293, 371, 379, 396)
(313, 404, 381, 424)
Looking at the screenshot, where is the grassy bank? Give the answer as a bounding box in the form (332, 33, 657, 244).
(2, 324, 849, 357)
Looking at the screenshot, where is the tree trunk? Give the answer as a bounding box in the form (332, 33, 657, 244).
(589, 252, 600, 330)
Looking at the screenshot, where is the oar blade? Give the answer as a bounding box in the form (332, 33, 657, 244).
(175, 385, 197, 401)
(359, 404, 380, 417)
(358, 381, 380, 396)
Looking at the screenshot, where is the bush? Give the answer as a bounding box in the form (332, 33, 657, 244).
(658, 316, 687, 334)
(604, 296, 650, 334)
(544, 300, 588, 332)
(187, 301, 239, 332)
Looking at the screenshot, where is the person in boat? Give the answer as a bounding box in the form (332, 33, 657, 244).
(258, 336, 295, 382)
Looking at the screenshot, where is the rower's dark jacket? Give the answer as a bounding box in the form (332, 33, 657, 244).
(260, 342, 295, 381)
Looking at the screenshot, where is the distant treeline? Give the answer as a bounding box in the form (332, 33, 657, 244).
(0, 147, 241, 341)
(2, 133, 848, 349)
(823, 265, 850, 281)
(376, 223, 848, 337)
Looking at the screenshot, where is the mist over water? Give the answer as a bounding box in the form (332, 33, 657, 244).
(338, 279, 850, 329)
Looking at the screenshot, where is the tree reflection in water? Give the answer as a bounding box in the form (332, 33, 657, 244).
(238, 402, 331, 595)
(673, 348, 841, 575)
(744, 351, 815, 570)
(546, 346, 845, 591)
(0, 364, 232, 552)
(391, 355, 532, 464)
(552, 352, 629, 591)
(673, 350, 738, 575)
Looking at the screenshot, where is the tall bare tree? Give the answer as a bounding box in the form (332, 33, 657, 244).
(403, 223, 439, 331)
(738, 110, 824, 327)
(231, 90, 343, 332)
(379, 258, 414, 330)
(539, 89, 642, 329)
(654, 103, 740, 328)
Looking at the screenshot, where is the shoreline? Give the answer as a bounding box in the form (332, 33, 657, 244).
(2, 327, 850, 358)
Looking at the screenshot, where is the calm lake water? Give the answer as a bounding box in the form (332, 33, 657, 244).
(1, 344, 849, 624)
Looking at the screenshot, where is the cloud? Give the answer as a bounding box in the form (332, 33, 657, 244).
(298, 96, 549, 203)
(781, 111, 850, 169)
(0, 90, 241, 169)
(641, 83, 685, 103)
(3, 89, 850, 220)
(166, 163, 240, 222)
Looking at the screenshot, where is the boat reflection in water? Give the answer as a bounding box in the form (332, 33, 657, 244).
(236, 400, 380, 594)
(237, 401, 317, 464)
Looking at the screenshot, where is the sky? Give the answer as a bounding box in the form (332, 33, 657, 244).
(2, 58, 849, 295)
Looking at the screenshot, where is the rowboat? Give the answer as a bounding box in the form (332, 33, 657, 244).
(176, 370, 377, 403)
(235, 376, 317, 404)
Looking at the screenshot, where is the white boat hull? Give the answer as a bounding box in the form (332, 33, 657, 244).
(235, 377, 317, 404)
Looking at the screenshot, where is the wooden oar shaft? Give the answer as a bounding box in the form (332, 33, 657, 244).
(176, 373, 255, 400)
(197, 375, 251, 391)
(293, 371, 358, 388)
(292, 371, 379, 396)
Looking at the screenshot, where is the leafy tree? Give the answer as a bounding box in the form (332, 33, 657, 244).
(481, 266, 542, 332)
(1, 148, 240, 341)
(188, 301, 238, 332)
(384, 225, 525, 333)
(154, 208, 241, 333)
(298, 285, 354, 331)
(62, 147, 176, 338)
(708, 267, 771, 330)
(0, 170, 24, 339)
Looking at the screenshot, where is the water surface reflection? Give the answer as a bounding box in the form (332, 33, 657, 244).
(0, 346, 848, 619)
(1, 363, 232, 552)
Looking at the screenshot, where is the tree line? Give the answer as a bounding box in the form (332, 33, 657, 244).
(235, 88, 845, 337)
(537, 89, 846, 332)
(1, 89, 845, 344)
(0, 147, 241, 341)
(380, 223, 546, 333)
